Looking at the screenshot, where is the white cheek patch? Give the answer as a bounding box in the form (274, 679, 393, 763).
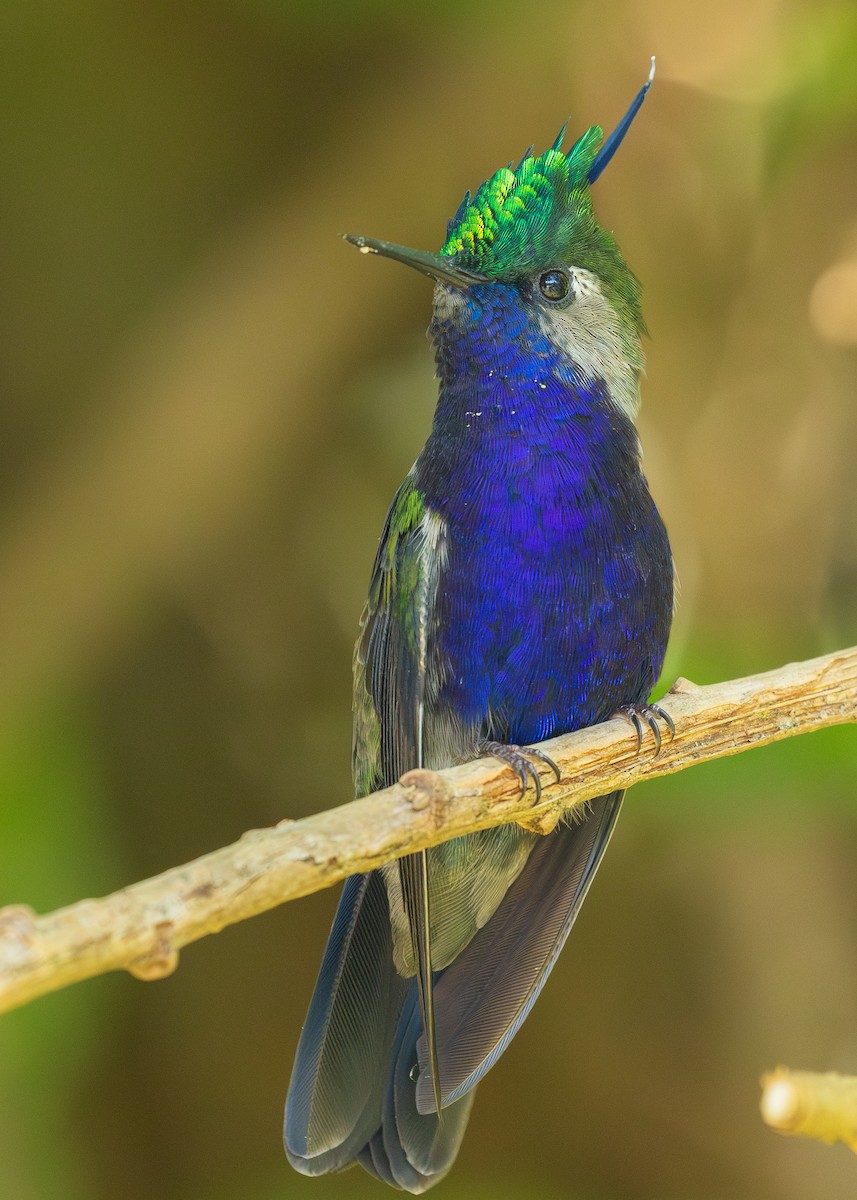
(432, 282, 468, 323)
(537, 267, 643, 421)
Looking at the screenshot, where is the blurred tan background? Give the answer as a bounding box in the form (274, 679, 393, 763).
(1, 2, 856, 1198)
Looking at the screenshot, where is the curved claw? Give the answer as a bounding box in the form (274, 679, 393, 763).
(646, 714, 662, 756)
(526, 747, 562, 784)
(617, 702, 675, 757)
(525, 761, 542, 803)
(478, 740, 559, 802)
(649, 703, 676, 740)
(513, 760, 533, 799)
(618, 706, 644, 752)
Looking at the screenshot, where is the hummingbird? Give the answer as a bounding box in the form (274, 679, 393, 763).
(285, 62, 673, 1192)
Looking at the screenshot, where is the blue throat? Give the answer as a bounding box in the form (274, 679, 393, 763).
(415, 283, 672, 745)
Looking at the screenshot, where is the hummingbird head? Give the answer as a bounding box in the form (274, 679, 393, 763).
(346, 61, 655, 421)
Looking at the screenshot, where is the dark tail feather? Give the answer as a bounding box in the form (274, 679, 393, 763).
(284, 872, 407, 1174)
(415, 791, 624, 1113)
(399, 849, 442, 1115)
(369, 989, 476, 1192)
(285, 870, 473, 1192)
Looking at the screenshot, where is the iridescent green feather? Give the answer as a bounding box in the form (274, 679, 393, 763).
(351, 646, 381, 799)
(368, 482, 425, 609)
(441, 125, 644, 338)
(353, 478, 426, 798)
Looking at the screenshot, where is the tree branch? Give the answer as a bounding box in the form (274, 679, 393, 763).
(761, 1068, 857, 1152)
(0, 645, 855, 1016)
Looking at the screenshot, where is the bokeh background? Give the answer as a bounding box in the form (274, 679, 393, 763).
(1, 2, 857, 1198)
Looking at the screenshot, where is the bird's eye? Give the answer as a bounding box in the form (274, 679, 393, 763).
(538, 269, 570, 302)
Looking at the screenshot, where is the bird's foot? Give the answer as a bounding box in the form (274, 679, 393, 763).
(478, 740, 561, 802)
(478, 741, 562, 835)
(616, 702, 676, 756)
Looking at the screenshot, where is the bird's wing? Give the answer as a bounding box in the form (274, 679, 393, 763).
(415, 790, 624, 1113)
(352, 473, 449, 1115)
(352, 473, 446, 795)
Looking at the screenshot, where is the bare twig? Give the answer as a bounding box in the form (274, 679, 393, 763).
(0, 645, 855, 1016)
(761, 1067, 857, 1152)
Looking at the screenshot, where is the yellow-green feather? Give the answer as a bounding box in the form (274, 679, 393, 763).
(440, 125, 644, 342)
(353, 478, 427, 798)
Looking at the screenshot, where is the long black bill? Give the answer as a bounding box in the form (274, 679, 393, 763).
(344, 234, 489, 288)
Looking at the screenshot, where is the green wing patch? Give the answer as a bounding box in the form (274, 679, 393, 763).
(369, 481, 426, 609)
(353, 477, 430, 798)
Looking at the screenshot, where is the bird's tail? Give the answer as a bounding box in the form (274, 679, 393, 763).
(284, 869, 471, 1191)
(285, 791, 623, 1192)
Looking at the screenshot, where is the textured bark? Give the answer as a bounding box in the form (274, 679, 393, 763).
(0, 645, 855, 1016)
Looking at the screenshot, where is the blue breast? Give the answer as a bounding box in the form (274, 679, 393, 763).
(415, 285, 673, 746)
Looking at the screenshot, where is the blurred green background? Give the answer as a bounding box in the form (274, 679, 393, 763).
(1, 2, 856, 1197)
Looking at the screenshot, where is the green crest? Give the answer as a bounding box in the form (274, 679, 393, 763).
(441, 63, 655, 286)
(439, 64, 656, 333)
(441, 126, 604, 275)
(441, 124, 643, 333)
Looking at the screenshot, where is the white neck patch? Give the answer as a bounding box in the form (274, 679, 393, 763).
(535, 267, 643, 421)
